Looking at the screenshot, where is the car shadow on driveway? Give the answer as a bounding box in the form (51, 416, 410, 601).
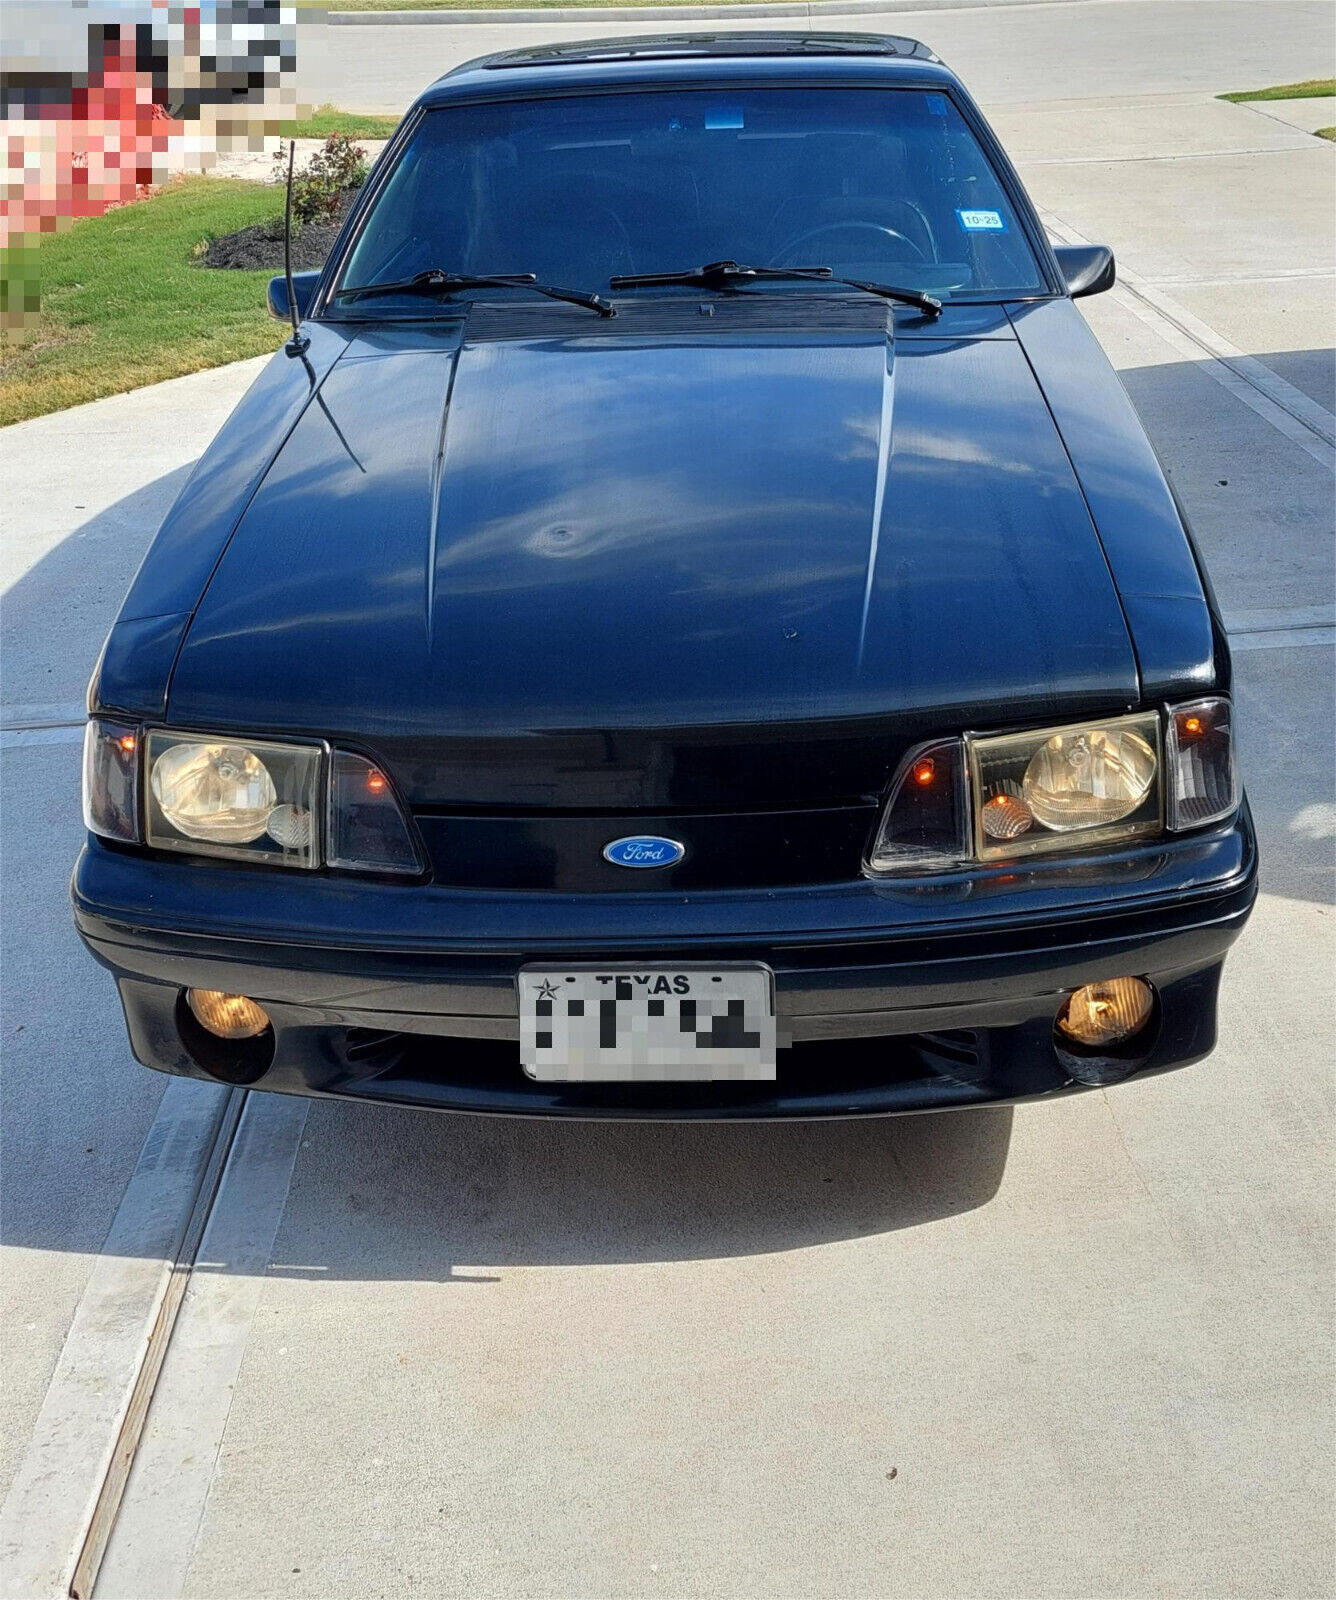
(2, 463, 195, 713)
(260, 1098, 1015, 1276)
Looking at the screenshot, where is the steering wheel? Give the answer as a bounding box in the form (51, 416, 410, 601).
(771, 221, 930, 268)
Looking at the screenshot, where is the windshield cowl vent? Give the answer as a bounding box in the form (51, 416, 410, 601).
(460, 294, 895, 341)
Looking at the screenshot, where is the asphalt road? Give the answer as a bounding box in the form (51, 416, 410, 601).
(2, 2, 1334, 1595)
(300, 0, 1336, 113)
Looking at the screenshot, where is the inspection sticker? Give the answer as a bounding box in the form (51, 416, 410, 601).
(957, 208, 1007, 232)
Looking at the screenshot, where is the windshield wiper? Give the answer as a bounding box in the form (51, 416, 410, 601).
(331, 269, 615, 318)
(609, 260, 941, 317)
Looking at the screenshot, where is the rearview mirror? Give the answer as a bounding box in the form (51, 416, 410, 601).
(1053, 244, 1116, 299)
(267, 270, 320, 324)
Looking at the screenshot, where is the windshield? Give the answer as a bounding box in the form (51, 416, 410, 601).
(337, 88, 1047, 306)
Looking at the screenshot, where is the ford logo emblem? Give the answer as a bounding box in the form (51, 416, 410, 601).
(602, 835, 685, 869)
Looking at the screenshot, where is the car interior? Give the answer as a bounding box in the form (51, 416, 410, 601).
(341, 88, 1047, 299)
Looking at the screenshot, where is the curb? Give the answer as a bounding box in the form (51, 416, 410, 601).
(328, 0, 1087, 25)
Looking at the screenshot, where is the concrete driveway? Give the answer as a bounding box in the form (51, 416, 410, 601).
(2, 3, 1333, 1595)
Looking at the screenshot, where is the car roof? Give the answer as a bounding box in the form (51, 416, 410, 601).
(418, 31, 952, 106)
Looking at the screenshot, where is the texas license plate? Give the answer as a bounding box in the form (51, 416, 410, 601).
(518, 965, 776, 1082)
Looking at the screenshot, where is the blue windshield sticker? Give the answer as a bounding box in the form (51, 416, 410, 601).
(957, 208, 1007, 232)
(705, 107, 744, 130)
(926, 94, 949, 116)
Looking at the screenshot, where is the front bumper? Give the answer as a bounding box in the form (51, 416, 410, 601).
(73, 807, 1258, 1119)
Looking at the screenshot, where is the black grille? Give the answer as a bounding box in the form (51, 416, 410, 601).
(413, 805, 878, 892)
(376, 1029, 955, 1102)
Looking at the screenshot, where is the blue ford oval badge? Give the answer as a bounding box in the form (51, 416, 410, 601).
(603, 835, 685, 869)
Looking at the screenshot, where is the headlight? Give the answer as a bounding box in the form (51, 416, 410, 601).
(151, 742, 278, 843)
(83, 721, 424, 875)
(865, 702, 1239, 877)
(968, 713, 1162, 861)
(1021, 725, 1156, 831)
(145, 731, 322, 867)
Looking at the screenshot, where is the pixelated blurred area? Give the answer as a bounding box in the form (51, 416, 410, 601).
(2, 2, 305, 278)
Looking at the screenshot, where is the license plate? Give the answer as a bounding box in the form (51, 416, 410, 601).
(518, 964, 776, 1082)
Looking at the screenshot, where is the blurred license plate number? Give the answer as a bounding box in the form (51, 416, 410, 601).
(519, 966, 776, 1082)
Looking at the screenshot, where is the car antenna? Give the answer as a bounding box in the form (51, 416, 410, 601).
(283, 140, 310, 357)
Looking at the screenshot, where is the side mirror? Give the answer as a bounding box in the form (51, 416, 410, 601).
(1053, 244, 1115, 299)
(267, 270, 320, 324)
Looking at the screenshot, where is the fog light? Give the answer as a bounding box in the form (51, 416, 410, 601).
(186, 989, 270, 1041)
(1056, 978, 1153, 1049)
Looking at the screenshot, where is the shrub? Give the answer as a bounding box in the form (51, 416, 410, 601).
(274, 133, 368, 225)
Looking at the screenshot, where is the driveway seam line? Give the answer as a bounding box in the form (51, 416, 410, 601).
(68, 1092, 248, 1600)
(94, 1095, 310, 1598)
(0, 1080, 237, 1600)
(1021, 144, 1321, 166)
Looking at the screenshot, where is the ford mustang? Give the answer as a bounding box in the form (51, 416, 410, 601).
(74, 32, 1257, 1117)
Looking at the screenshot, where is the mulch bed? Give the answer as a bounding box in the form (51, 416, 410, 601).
(201, 188, 360, 271)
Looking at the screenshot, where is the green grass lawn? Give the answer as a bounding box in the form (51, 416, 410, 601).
(1316, 127, 1336, 142)
(0, 178, 287, 428)
(1219, 78, 1336, 103)
(279, 104, 400, 139)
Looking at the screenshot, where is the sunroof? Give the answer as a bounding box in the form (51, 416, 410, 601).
(485, 33, 930, 69)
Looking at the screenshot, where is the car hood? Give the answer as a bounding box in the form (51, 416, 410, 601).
(167, 304, 1140, 807)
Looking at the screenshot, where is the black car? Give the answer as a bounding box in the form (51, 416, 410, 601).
(75, 33, 1256, 1117)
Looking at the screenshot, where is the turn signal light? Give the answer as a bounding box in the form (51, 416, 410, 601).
(865, 738, 970, 874)
(186, 989, 271, 1041)
(981, 792, 1032, 840)
(1056, 977, 1153, 1049)
(1166, 696, 1236, 830)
